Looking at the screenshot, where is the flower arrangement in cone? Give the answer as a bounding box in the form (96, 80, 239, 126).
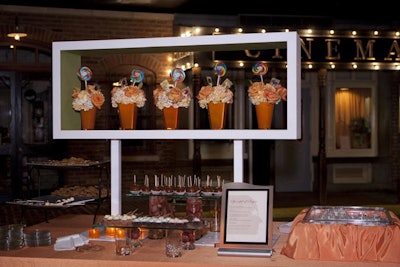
(197, 61, 233, 109)
(153, 68, 192, 110)
(247, 62, 287, 105)
(72, 66, 105, 111)
(111, 69, 147, 108)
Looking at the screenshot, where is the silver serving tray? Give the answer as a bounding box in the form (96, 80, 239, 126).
(303, 205, 393, 226)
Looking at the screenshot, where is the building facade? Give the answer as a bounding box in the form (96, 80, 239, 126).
(0, 5, 399, 204)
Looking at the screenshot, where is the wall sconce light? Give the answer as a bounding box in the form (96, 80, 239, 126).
(7, 16, 27, 41)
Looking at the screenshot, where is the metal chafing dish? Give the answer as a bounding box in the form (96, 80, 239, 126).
(303, 205, 393, 226)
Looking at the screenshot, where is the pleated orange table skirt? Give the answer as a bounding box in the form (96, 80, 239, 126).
(281, 208, 400, 263)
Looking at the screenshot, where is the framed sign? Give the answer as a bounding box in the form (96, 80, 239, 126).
(218, 182, 274, 257)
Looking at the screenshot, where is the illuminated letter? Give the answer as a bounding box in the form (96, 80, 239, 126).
(244, 50, 261, 58)
(384, 40, 400, 61)
(272, 48, 282, 59)
(300, 38, 313, 60)
(354, 39, 376, 60)
(325, 39, 340, 60)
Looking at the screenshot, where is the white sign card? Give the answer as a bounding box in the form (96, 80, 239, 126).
(225, 189, 268, 243)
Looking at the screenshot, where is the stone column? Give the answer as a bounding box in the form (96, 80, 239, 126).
(318, 68, 327, 205)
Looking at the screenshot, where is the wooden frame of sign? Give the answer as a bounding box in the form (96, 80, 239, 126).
(217, 182, 274, 257)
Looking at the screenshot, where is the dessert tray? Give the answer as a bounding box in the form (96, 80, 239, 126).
(27, 157, 106, 167)
(102, 215, 204, 230)
(303, 205, 393, 226)
(127, 191, 221, 198)
(7, 195, 95, 208)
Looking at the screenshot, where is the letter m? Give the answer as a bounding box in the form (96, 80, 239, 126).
(354, 39, 375, 60)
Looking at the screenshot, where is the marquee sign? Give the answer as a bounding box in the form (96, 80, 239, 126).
(217, 37, 398, 61)
(173, 28, 400, 71)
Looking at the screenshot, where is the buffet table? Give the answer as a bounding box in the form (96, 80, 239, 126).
(1, 214, 399, 267)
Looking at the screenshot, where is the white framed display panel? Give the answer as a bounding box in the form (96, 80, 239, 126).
(52, 32, 301, 214)
(52, 32, 301, 140)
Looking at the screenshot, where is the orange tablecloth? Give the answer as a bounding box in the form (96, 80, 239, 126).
(281, 208, 400, 263)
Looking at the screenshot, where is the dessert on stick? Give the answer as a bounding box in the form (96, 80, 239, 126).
(130, 174, 141, 194)
(141, 175, 150, 195)
(151, 174, 162, 195)
(213, 175, 223, 196)
(186, 175, 200, 196)
(201, 175, 214, 196)
(174, 175, 186, 195)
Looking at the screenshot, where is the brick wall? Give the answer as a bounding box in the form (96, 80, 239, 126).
(0, 7, 174, 41)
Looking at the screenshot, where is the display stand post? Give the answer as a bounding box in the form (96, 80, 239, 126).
(233, 140, 244, 183)
(111, 139, 122, 215)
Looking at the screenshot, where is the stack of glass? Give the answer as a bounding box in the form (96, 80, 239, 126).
(24, 229, 52, 247)
(0, 224, 24, 250)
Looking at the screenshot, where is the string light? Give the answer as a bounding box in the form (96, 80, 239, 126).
(173, 27, 400, 71)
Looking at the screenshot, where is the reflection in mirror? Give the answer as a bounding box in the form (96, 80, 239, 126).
(335, 87, 371, 149)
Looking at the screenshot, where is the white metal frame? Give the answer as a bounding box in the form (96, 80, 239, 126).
(52, 32, 301, 214)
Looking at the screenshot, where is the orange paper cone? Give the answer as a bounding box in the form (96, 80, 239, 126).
(163, 107, 179, 130)
(255, 102, 274, 129)
(80, 108, 97, 130)
(208, 102, 226, 130)
(118, 103, 138, 130)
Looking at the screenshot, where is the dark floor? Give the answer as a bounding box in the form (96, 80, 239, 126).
(1, 190, 399, 226)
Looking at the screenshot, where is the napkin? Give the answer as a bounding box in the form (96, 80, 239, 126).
(54, 234, 89, 251)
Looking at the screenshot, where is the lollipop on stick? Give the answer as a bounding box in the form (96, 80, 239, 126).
(77, 66, 93, 89)
(170, 68, 185, 87)
(214, 61, 227, 86)
(252, 61, 268, 83)
(130, 69, 145, 86)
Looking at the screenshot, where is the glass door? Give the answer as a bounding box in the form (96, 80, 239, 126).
(335, 87, 372, 150)
(326, 72, 378, 157)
